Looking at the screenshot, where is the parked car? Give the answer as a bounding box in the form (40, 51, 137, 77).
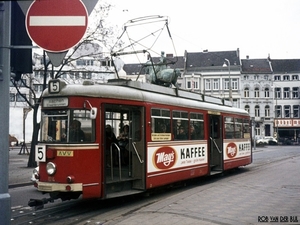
(256, 136, 277, 145)
(256, 136, 269, 145)
(264, 136, 278, 145)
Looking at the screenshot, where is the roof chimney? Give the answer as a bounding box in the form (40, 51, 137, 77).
(246, 55, 249, 59)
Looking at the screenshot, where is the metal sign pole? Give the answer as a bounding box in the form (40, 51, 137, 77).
(0, 2, 11, 224)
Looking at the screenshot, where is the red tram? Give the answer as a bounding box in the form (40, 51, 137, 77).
(31, 78, 252, 206)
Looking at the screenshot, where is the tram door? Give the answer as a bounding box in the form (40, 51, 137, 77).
(209, 114, 223, 174)
(104, 104, 145, 197)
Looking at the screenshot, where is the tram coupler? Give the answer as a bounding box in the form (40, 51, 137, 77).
(28, 197, 54, 210)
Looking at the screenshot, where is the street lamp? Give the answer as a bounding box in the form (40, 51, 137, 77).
(272, 86, 279, 142)
(223, 58, 232, 103)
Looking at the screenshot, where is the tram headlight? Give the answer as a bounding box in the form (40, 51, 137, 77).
(46, 162, 56, 175)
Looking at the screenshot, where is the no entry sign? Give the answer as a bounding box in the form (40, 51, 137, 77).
(25, 0, 88, 52)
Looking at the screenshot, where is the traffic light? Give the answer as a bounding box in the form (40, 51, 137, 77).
(11, 2, 32, 81)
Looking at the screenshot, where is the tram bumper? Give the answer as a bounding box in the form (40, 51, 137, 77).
(37, 181, 83, 192)
(29, 182, 83, 210)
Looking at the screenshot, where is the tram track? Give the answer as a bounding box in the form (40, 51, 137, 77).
(11, 200, 83, 225)
(11, 193, 156, 225)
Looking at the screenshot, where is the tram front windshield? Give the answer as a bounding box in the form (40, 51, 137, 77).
(40, 109, 94, 143)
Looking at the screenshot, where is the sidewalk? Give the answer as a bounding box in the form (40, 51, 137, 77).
(9, 146, 34, 188)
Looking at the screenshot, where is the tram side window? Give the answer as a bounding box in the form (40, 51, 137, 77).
(243, 119, 251, 138)
(173, 111, 189, 140)
(190, 113, 204, 140)
(235, 118, 243, 138)
(224, 117, 234, 139)
(151, 108, 171, 141)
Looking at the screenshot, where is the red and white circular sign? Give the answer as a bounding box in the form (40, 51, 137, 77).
(25, 0, 88, 52)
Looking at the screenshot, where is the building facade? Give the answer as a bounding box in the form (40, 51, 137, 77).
(240, 57, 273, 138)
(271, 59, 300, 144)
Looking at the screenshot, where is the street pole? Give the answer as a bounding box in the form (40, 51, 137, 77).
(252, 118, 256, 150)
(275, 89, 278, 142)
(0, 2, 11, 224)
(224, 58, 232, 104)
(272, 85, 279, 142)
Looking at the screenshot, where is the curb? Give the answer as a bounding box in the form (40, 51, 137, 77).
(9, 182, 33, 189)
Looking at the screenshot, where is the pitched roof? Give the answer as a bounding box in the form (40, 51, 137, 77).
(186, 50, 240, 69)
(271, 59, 300, 73)
(241, 59, 272, 73)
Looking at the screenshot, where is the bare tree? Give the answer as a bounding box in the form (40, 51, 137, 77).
(11, 1, 119, 167)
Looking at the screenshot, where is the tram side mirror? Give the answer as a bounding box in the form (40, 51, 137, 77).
(90, 107, 97, 119)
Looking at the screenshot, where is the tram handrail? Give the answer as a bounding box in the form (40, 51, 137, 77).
(209, 137, 222, 154)
(110, 143, 122, 181)
(132, 142, 144, 163)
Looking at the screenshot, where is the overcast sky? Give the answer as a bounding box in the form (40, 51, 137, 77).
(107, 0, 300, 61)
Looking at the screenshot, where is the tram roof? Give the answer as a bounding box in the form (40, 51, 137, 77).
(43, 79, 249, 116)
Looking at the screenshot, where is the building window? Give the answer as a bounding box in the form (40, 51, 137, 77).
(245, 105, 250, 113)
(213, 79, 219, 90)
(186, 77, 199, 90)
(284, 105, 291, 118)
(194, 80, 199, 89)
(264, 75, 269, 80)
(283, 75, 290, 81)
(293, 87, 299, 98)
(254, 87, 260, 98)
(275, 105, 281, 118)
(13, 79, 27, 87)
(33, 84, 43, 92)
(254, 75, 259, 80)
(224, 79, 229, 90)
(274, 76, 280, 81)
(275, 87, 281, 99)
(292, 75, 298, 80)
(16, 93, 26, 102)
(264, 88, 270, 98)
(265, 105, 270, 117)
(10, 93, 15, 102)
(244, 87, 249, 98)
(205, 79, 211, 90)
(60, 73, 67, 79)
(76, 59, 85, 66)
(255, 123, 261, 136)
(293, 105, 299, 118)
(283, 87, 290, 99)
(244, 75, 249, 80)
(81, 72, 92, 79)
(187, 81, 191, 89)
(231, 78, 238, 90)
(255, 105, 260, 117)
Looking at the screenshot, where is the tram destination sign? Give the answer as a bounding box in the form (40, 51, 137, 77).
(43, 98, 69, 108)
(25, 0, 88, 52)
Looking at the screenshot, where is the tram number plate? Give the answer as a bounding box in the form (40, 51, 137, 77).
(35, 145, 46, 162)
(49, 79, 60, 93)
